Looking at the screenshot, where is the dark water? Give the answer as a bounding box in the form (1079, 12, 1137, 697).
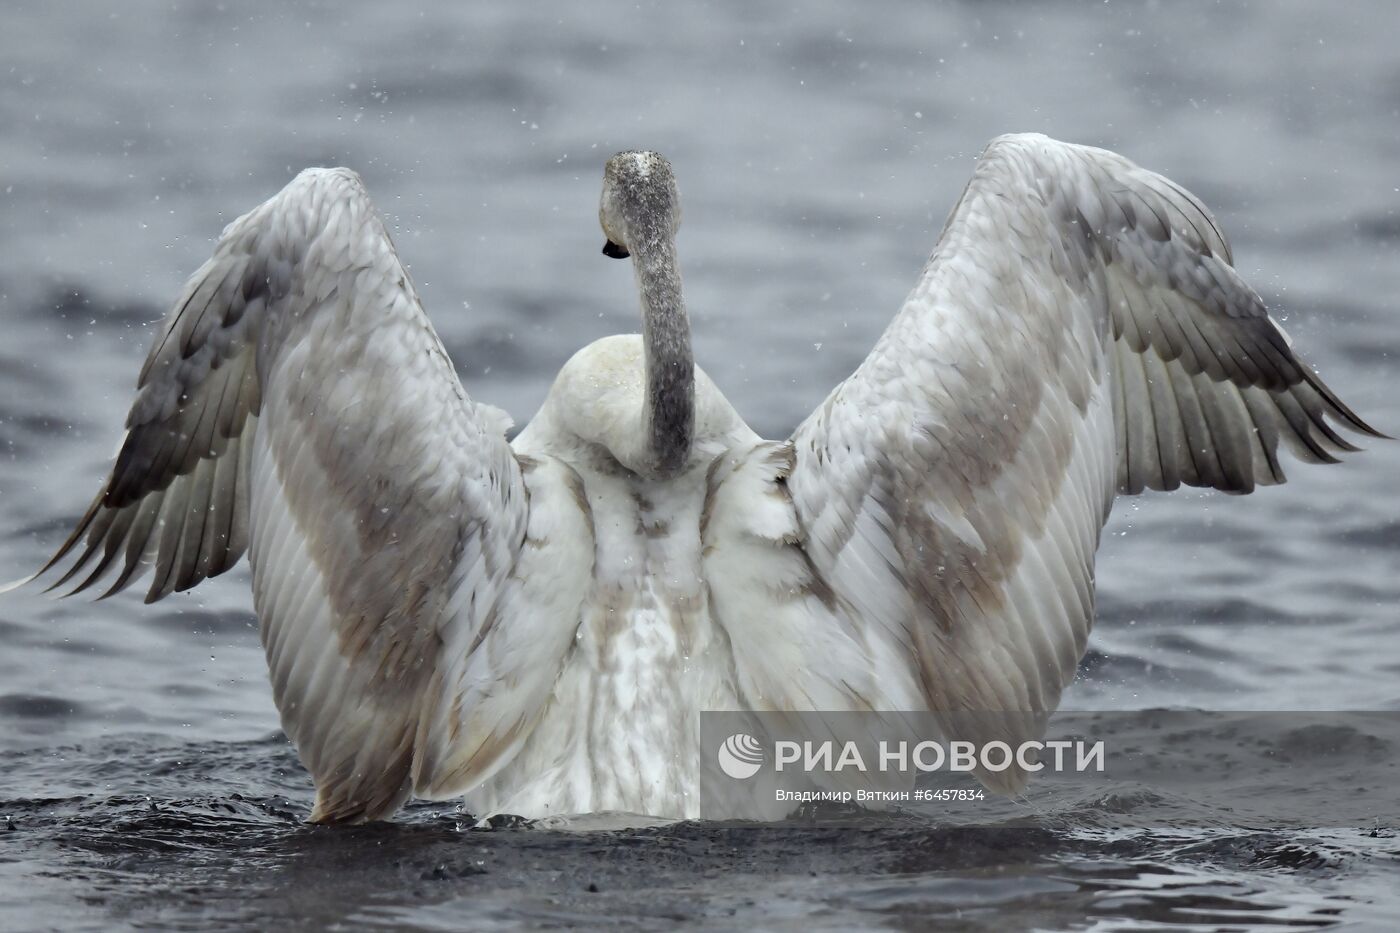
(1, 0, 1397, 929)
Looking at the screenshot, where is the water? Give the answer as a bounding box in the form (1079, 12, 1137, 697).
(1, 0, 1397, 928)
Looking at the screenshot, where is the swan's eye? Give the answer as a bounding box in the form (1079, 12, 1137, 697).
(602, 239, 629, 259)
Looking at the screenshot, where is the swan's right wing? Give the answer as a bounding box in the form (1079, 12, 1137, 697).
(709, 135, 1380, 792)
(24, 169, 535, 822)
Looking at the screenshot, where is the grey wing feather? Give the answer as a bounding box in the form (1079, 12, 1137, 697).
(1070, 144, 1382, 492)
(33, 247, 269, 601)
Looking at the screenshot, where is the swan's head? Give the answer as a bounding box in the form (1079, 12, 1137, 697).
(599, 150, 681, 259)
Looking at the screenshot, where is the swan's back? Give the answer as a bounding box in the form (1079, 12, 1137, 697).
(463, 334, 755, 816)
(513, 334, 756, 475)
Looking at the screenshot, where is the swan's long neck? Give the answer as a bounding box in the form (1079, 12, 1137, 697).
(628, 213, 694, 479)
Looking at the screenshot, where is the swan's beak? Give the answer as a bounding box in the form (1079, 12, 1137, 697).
(602, 239, 630, 259)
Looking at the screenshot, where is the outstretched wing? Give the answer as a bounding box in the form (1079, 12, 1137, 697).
(21, 168, 532, 821)
(772, 134, 1381, 786)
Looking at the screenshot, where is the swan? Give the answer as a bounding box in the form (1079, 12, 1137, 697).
(5, 135, 1381, 823)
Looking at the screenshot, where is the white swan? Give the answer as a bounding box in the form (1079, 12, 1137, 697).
(8, 135, 1380, 822)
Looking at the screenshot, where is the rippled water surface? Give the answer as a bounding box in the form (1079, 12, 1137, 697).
(1, 0, 1397, 929)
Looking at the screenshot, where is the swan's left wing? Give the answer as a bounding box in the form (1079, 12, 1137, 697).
(711, 134, 1380, 790)
(7, 169, 587, 822)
